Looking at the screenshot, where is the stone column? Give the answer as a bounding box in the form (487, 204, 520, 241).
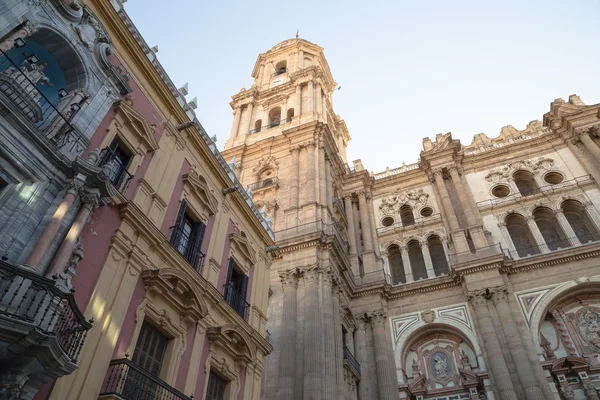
(25, 180, 81, 268)
(357, 191, 373, 252)
(258, 64, 265, 83)
(295, 84, 302, 117)
(45, 192, 99, 279)
(305, 142, 317, 204)
(449, 167, 488, 249)
(466, 290, 517, 400)
(554, 210, 581, 246)
(366, 195, 380, 257)
(354, 317, 373, 400)
(352, 202, 362, 255)
(229, 107, 242, 139)
(303, 266, 323, 399)
(578, 130, 600, 161)
(246, 102, 254, 133)
(584, 201, 600, 231)
(432, 169, 469, 252)
(381, 251, 390, 278)
(498, 222, 518, 257)
(492, 287, 544, 400)
(315, 83, 323, 117)
(322, 271, 337, 399)
(400, 244, 413, 283)
(0, 22, 36, 52)
(325, 157, 333, 211)
(369, 309, 398, 400)
(583, 383, 600, 400)
(306, 81, 314, 115)
(289, 146, 300, 209)
(526, 216, 550, 253)
(318, 140, 327, 209)
(277, 269, 299, 400)
(420, 240, 436, 279)
(297, 50, 304, 71)
(344, 195, 357, 255)
(333, 285, 344, 400)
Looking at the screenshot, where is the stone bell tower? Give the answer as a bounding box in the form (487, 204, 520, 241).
(222, 39, 362, 400)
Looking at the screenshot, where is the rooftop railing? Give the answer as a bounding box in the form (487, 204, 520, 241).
(0, 260, 92, 362)
(100, 358, 192, 400)
(0, 50, 88, 159)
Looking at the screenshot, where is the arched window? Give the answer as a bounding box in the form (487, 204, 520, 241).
(286, 108, 294, 121)
(387, 244, 406, 285)
(400, 204, 415, 226)
(268, 107, 281, 127)
(428, 235, 448, 276)
(274, 60, 287, 76)
(562, 200, 599, 243)
(407, 240, 427, 281)
(254, 119, 262, 133)
(513, 170, 539, 197)
(505, 213, 539, 257)
(533, 207, 569, 250)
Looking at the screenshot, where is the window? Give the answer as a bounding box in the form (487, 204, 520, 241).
(382, 217, 395, 227)
(407, 240, 427, 280)
(513, 170, 539, 196)
(254, 119, 262, 133)
(274, 60, 287, 76)
(505, 213, 539, 257)
(533, 207, 569, 250)
(286, 108, 294, 120)
(100, 138, 132, 190)
(400, 204, 415, 226)
(387, 244, 406, 285)
(428, 236, 448, 276)
(206, 371, 227, 400)
(170, 200, 206, 271)
(562, 200, 599, 243)
(224, 257, 249, 319)
(268, 107, 281, 127)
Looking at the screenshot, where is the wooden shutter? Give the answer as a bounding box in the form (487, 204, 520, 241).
(170, 199, 188, 247)
(131, 322, 168, 377)
(224, 257, 235, 300)
(238, 273, 249, 317)
(207, 371, 226, 400)
(188, 221, 206, 270)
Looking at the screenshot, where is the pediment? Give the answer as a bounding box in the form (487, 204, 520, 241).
(422, 132, 461, 155)
(229, 228, 257, 265)
(114, 100, 159, 151)
(183, 171, 218, 219)
(207, 324, 255, 365)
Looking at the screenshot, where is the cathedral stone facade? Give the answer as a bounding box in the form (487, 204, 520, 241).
(222, 38, 600, 400)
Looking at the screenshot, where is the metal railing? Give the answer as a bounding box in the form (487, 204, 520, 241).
(274, 219, 350, 255)
(450, 243, 507, 266)
(343, 346, 361, 377)
(377, 213, 442, 234)
(271, 68, 287, 77)
(0, 260, 92, 362)
(99, 147, 134, 195)
(507, 233, 600, 259)
(170, 225, 206, 273)
(0, 50, 88, 158)
(249, 117, 292, 134)
(345, 268, 391, 287)
(247, 176, 280, 191)
(223, 282, 250, 321)
(100, 358, 192, 400)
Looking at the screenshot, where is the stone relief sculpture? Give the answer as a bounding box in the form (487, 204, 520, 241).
(380, 188, 429, 216)
(484, 157, 555, 184)
(433, 354, 449, 378)
(576, 307, 600, 350)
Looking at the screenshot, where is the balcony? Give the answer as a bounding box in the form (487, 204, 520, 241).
(343, 346, 361, 379)
(99, 358, 191, 400)
(0, 50, 88, 159)
(223, 282, 250, 321)
(169, 225, 206, 273)
(505, 233, 600, 260)
(99, 147, 134, 195)
(0, 260, 92, 393)
(247, 176, 280, 192)
(271, 68, 287, 77)
(249, 117, 292, 134)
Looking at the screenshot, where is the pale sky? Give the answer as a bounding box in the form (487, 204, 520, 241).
(125, 0, 600, 173)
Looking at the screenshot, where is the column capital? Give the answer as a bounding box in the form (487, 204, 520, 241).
(289, 145, 301, 153)
(302, 265, 322, 284)
(583, 383, 597, 396)
(465, 289, 490, 308)
(322, 269, 334, 287)
(81, 191, 100, 212)
(279, 268, 299, 289)
(354, 315, 369, 331)
(65, 179, 84, 196)
(342, 193, 354, 200)
(490, 286, 510, 306)
(355, 189, 366, 198)
(368, 309, 387, 327)
(447, 165, 461, 175)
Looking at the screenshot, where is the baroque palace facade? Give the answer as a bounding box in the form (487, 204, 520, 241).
(221, 39, 600, 400)
(1, 2, 600, 400)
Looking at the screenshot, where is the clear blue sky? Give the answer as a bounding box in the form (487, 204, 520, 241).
(125, 0, 600, 173)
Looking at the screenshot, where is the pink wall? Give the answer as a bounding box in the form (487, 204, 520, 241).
(111, 276, 146, 359)
(160, 161, 191, 237)
(193, 334, 211, 399)
(217, 220, 235, 293)
(175, 323, 197, 392)
(71, 205, 121, 310)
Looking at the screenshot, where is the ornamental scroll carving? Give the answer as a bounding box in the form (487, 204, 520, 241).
(379, 188, 429, 216)
(575, 306, 600, 353)
(484, 157, 555, 184)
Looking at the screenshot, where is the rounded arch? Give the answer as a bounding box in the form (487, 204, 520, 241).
(505, 212, 539, 257)
(387, 243, 406, 285)
(213, 324, 256, 360)
(427, 234, 448, 276)
(268, 107, 281, 126)
(400, 204, 415, 226)
(532, 206, 569, 250)
(561, 199, 599, 243)
(513, 170, 539, 196)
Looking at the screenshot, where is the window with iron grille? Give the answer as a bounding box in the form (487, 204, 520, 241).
(206, 371, 227, 400)
(100, 138, 132, 187)
(224, 257, 249, 319)
(170, 199, 206, 271)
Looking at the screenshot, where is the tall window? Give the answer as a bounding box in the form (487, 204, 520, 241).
(533, 207, 569, 250)
(505, 213, 539, 257)
(206, 371, 227, 400)
(100, 138, 132, 189)
(513, 170, 539, 197)
(407, 240, 427, 280)
(387, 244, 406, 285)
(562, 200, 599, 243)
(428, 235, 449, 276)
(268, 107, 281, 127)
(224, 257, 249, 319)
(400, 204, 415, 226)
(170, 200, 206, 271)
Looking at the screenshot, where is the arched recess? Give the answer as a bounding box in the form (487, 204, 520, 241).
(427, 235, 448, 276)
(407, 239, 427, 281)
(513, 170, 539, 197)
(532, 207, 569, 250)
(254, 119, 262, 133)
(400, 204, 415, 226)
(268, 107, 281, 127)
(562, 200, 599, 243)
(387, 244, 406, 285)
(286, 108, 294, 120)
(505, 213, 539, 257)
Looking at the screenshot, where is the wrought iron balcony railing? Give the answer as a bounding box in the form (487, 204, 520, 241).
(0, 50, 88, 158)
(505, 233, 600, 259)
(223, 282, 250, 321)
(343, 346, 361, 378)
(247, 176, 280, 191)
(169, 224, 206, 273)
(271, 68, 287, 77)
(98, 147, 134, 195)
(249, 117, 292, 134)
(100, 358, 192, 400)
(0, 260, 92, 362)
